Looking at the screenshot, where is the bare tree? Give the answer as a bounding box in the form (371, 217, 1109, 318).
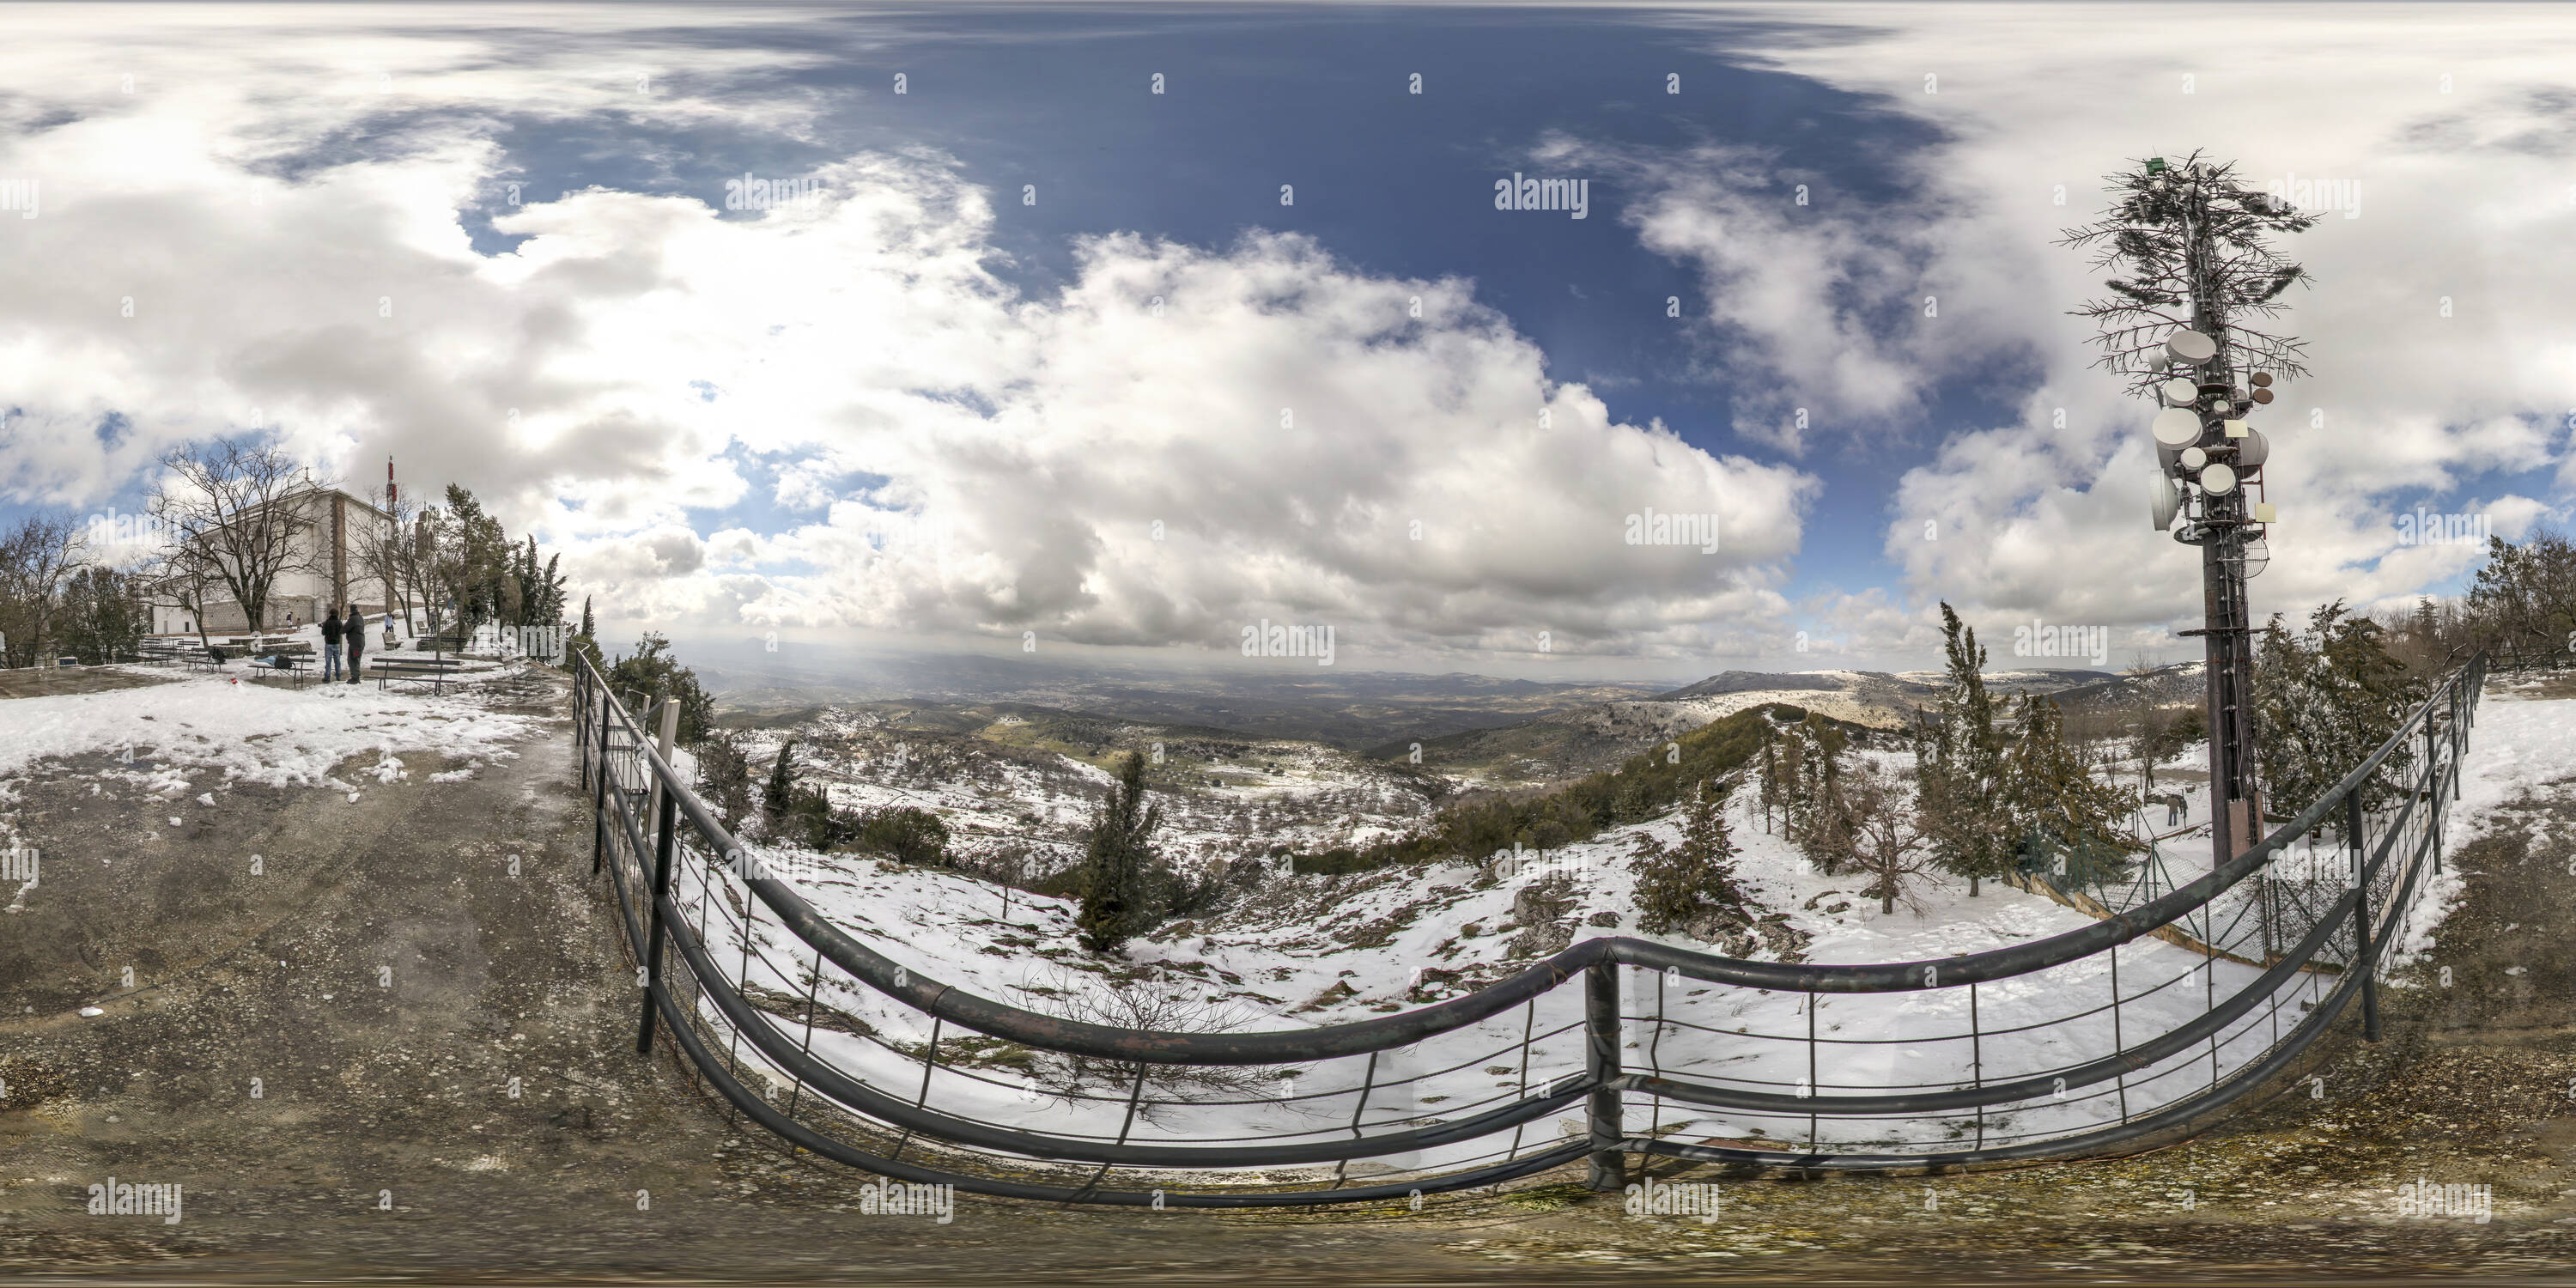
(145, 441, 331, 641)
(2120, 652, 2172, 802)
(1839, 760, 1937, 915)
(0, 513, 87, 667)
(355, 483, 429, 636)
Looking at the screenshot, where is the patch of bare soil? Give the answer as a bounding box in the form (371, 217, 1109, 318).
(0, 667, 175, 701)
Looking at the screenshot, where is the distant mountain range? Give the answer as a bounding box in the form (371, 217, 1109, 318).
(696, 639, 1666, 750)
(697, 638, 2204, 785)
(1375, 665, 2207, 783)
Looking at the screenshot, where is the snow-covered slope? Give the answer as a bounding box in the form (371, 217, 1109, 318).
(690, 762, 2292, 1174)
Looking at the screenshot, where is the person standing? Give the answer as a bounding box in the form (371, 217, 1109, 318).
(320, 605, 343, 682)
(343, 604, 367, 684)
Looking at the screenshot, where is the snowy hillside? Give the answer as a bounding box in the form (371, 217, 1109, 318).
(687, 756, 2304, 1176)
(726, 713, 1442, 881)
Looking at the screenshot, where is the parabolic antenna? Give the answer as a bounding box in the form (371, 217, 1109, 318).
(2150, 471, 2181, 531)
(2202, 462, 2239, 495)
(2251, 387, 2275, 404)
(2153, 407, 2202, 447)
(2242, 536, 2269, 578)
(2165, 329, 2218, 365)
(2179, 446, 2207, 469)
(2251, 371, 2274, 388)
(2236, 428, 2269, 471)
(2160, 378, 2199, 405)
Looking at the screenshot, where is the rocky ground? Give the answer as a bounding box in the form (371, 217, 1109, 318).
(0, 671, 2569, 1284)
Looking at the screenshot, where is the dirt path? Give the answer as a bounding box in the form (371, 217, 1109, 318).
(2, 671, 2572, 1283)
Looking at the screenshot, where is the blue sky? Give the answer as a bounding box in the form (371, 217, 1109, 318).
(3, 3, 2569, 680)
(597, 5, 1959, 599)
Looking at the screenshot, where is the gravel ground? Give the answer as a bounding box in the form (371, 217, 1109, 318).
(2, 670, 2571, 1284)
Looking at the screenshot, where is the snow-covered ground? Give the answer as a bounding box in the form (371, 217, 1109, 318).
(726, 717, 1438, 881)
(671, 675, 2567, 1178)
(2389, 673, 2576, 966)
(0, 660, 548, 811)
(677, 750, 2323, 1176)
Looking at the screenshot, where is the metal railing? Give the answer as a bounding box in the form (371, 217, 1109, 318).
(573, 650, 2485, 1205)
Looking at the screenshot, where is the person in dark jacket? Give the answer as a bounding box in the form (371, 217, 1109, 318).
(320, 607, 343, 682)
(343, 605, 367, 683)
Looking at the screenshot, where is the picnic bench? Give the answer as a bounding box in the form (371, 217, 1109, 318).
(135, 638, 195, 667)
(370, 653, 467, 696)
(244, 641, 318, 689)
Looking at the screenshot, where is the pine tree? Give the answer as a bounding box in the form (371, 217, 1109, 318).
(695, 731, 755, 829)
(1915, 604, 2014, 895)
(1780, 716, 1854, 874)
(2002, 693, 2140, 879)
(2254, 600, 2418, 816)
(762, 738, 799, 833)
(1077, 751, 1163, 954)
(1628, 779, 1747, 936)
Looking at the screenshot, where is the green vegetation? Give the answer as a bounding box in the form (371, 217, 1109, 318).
(603, 631, 716, 746)
(2253, 599, 2422, 813)
(1627, 778, 1747, 934)
(1913, 604, 2014, 896)
(1310, 702, 1816, 872)
(1076, 750, 1164, 953)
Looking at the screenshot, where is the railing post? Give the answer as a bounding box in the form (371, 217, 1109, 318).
(636, 777, 680, 1054)
(2426, 715, 2441, 873)
(1584, 960, 1626, 1192)
(2348, 790, 2379, 1043)
(592, 687, 614, 875)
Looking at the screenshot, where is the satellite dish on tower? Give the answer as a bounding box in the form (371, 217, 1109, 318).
(2160, 378, 2199, 405)
(2149, 471, 2180, 531)
(2165, 329, 2218, 365)
(2179, 446, 2207, 470)
(2202, 462, 2239, 495)
(2236, 428, 2269, 471)
(2153, 408, 2202, 447)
